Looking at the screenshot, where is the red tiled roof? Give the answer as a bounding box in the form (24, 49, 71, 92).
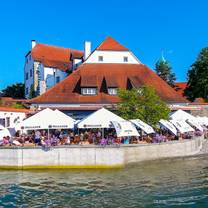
(174, 82, 187, 97)
(30, 63, 187, 104)
(174, 82, 207, 103)
(31, 43, 83, 71)
(0, 107, 31, 113)
(96, 36, 129, 51)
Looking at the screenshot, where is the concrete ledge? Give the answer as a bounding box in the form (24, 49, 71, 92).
(0, 136, 204, 169)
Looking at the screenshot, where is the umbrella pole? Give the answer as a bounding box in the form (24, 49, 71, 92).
(102, 128, 104, 138)
(48, 128, 50, 140)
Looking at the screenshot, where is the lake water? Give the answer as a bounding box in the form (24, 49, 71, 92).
(1, 155, 208, 207)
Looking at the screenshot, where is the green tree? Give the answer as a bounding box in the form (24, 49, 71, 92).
(29, 84, 36, 99)
(155, 55, 176, 87)
(2, 83, 25, 98)
(116, 86, 170, 127)
(184, 48, 208, 102)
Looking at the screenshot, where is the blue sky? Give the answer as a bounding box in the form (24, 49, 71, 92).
(0, 0, 208, 89)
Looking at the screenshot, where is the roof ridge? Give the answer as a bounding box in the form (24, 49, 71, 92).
(34, 43, 83, 52)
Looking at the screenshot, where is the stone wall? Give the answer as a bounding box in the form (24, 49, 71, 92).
(0, 136, 204, 169)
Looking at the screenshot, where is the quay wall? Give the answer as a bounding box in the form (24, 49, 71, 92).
(0, 136, 204, 169)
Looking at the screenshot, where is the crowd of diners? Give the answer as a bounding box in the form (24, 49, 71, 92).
(0, 127, 206, 147)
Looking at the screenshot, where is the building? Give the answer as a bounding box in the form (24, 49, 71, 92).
(24, 40, 83, 98)
(0, 107, 30, 129)
(29, 37, 187, 119)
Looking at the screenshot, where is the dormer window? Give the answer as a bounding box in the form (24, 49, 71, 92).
(108, 88, 118, 95)
(81, 88, 97, 95)
(123, 56, 128, 62)
(98, 56, 103, 62)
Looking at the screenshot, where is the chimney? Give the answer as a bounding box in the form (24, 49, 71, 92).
(84, 41, 91, 60)
(31, 40, 36, 49)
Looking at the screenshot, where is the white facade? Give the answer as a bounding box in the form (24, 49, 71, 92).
(37, 64, 68, 93)
(85, 51, 141, 64)
(24, 54, 68, 99)
(0, 111, 26, 128)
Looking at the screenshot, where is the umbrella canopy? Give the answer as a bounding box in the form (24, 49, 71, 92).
(53, 109, 75, 129)
(130, 119, 155, 134)
(111, 121, 139, 137)
(170, 120, 194, 133)
(170, 109, 203, 131)
(196, 116, 208, 126)
(77, 108, 125, 129)
(170, 109, 196, 121)
(0, 127, 11, 140)
(186, 119, 204, 132)
(20, 108, 74, 130)
(159, 119, 177, 136)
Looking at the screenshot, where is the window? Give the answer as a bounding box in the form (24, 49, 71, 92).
(56, 76, 60, 83)
(26, 87, 28, 95)
(98, 56, 103, 62)
(26, 72, 29, 80)
(123, 56, 128, 62)
(81, 88, 97, 95)
(108, 88, 118, 95)
(6, 117, 10, 128)
(30, 69, 33, 77)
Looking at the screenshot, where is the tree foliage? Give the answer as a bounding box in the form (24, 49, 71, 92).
(116, 86, 170, 127)
(155, 58, 176, 87)
(184, 48, 208, 101)
(1, 83, 25, 99)
(29, 84, 36, 99)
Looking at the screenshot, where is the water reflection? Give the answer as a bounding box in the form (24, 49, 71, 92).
(0, 155, 208, 207)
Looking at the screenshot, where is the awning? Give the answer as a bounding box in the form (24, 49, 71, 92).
(111, 121, 139, 137)
(77, 108, 125, 129)
(130, 119, 155, 134)
(170, 120, 195, 133)
(159, 119, 177, 136)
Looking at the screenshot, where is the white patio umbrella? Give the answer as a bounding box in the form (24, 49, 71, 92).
(111, 121, 139, 137)
(20, 108, 75, 130)
(77, 108, 125, 129)
(186, 119, 204, 132)
(196, 116, 208, 126)
(170, 120, 194, 133)
(170, 109, 196, 121)
(170, 109, 203, 131)
(53, 109, 75, 129)
(130, 119, 155, 134)
(159, 119, 177, 136)
(0, 125, 11, 140)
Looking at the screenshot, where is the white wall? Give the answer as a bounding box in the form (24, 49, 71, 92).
(0, 136, 203, 169)
(0, 111, 26, 128)
(24, 58, 68, 97)
(85, 51, 141, 64)
(44, 67, 68, 91)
